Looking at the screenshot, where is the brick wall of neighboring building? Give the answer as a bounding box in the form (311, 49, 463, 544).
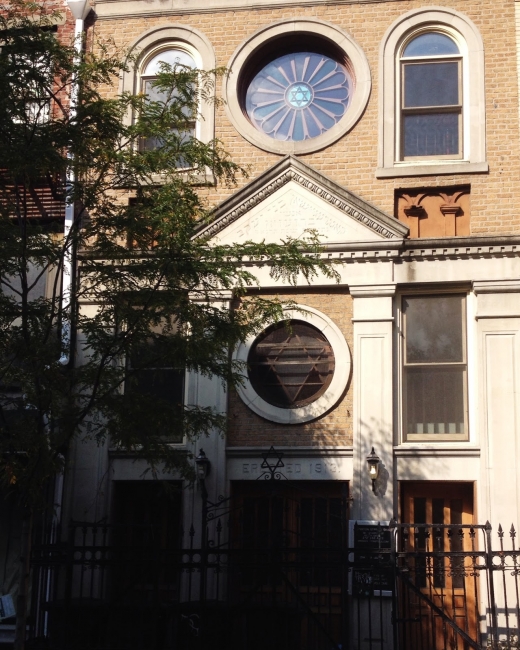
(91, 0, 520, 235)
(227, 290, 353, 447)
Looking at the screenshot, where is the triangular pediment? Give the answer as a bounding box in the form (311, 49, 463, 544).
(198, 156, 408, 244)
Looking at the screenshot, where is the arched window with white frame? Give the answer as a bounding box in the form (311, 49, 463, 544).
(399, 31, 462, 160)
(119, 25, 216, 152)
(377, 8, 487, 178)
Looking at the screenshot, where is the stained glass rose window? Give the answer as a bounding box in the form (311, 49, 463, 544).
(245, 52, 352, 142)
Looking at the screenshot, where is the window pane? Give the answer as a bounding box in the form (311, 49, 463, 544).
(141, 126, 196, 160)
(403, 33, 459, 57)
(143, 78, 170, 104)
(405, 366, 465, 434)
(142, 78, 196, 162)
(403, 112, 459, 158)
(404, 62, 459, 108)
(143, 79, 194, 119)
(404, 295, 464, 363)
(144, 49, 195, 76)
(245, 52, 352, 142)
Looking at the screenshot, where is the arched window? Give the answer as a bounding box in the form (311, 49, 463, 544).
(400, 32, 462, 160)
(119, 25, 216, 152)
(140, 47, 198, 153)
(377, 8, 487, 178)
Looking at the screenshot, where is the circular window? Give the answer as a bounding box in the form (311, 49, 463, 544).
(245, 52, 352, 142)
(248, 320, 335, 408)
(224, 19, 371, 155)
(234, 306, 351, 424)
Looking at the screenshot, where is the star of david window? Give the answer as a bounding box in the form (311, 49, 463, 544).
(245, 52, 352, 142)
(247, 320, 335, 409)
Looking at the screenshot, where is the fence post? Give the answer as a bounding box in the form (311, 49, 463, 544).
(485, 521, 500, 646)
(389, 519, 399, 650)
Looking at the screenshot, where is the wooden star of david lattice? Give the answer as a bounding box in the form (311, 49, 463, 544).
(248, 320, 335, 409)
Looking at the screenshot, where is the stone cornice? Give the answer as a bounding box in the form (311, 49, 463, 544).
(93, 0, 404, 20)
(399, 235, 520, 260)
(473, 279, 520, 294)
(196, 155, 408, 242)
(78, 230, 520, 266)
(314, 235, 520, 261)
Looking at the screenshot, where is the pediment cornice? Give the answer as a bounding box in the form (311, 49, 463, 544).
(197, 156, 409, 242)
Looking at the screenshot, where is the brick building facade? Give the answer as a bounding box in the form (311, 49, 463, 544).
(4, 0, 520, 648)
(76, 0, 520, 537)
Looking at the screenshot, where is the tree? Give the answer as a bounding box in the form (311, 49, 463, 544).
(0, 2, 336, 646)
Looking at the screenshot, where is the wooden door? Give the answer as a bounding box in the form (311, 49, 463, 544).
(230, 481, 349, 650)
(400, 482, 477, 650)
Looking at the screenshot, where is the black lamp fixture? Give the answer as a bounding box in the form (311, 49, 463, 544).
(195, 448, 211, 481)
(366, 447, 380, 492)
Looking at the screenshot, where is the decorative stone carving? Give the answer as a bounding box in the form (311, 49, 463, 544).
(216, 182, 394, 244)
(395, 186, 470, 238)
(199, 156, 408, 244)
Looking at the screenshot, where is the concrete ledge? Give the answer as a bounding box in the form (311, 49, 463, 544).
(376, 162, 489, 178)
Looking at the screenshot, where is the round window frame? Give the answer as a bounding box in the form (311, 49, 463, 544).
(234, 306, 351, 424)
(223, 19, 371, 155)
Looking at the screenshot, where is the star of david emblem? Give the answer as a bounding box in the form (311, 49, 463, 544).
(248, 322, 335, 408)
(288, 84, 312, 108)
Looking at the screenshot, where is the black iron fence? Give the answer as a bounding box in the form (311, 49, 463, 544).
(28, 520, 520, 650)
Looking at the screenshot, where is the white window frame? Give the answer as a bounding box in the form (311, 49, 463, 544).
(398, 29, 463, 162)
(377, 7, 487, 178)
(119, 25, 216, 149)
(398, 291, 471, 444)
(139, 43, 200, 144)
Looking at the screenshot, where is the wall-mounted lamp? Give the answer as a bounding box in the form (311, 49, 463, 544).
(366, 447, 380, 492)
(195, 448, 211, 481)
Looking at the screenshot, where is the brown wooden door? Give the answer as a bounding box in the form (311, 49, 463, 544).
(400, 482, 477, 650)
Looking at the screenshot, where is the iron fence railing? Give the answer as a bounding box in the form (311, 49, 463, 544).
(27, 520, 520, 650)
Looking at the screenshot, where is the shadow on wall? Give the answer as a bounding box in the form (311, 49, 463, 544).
(358, 414, 451, 502)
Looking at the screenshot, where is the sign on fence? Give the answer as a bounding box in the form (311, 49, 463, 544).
(349, 520, 393, 597)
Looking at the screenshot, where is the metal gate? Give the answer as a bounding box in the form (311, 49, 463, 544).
(394, 521, 520, 650)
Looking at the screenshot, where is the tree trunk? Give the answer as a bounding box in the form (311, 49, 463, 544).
(14, 509, 33, 650)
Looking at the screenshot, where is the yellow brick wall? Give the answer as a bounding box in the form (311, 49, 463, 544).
(91, 0, 520, 235)
(227, 290, 354, 447)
